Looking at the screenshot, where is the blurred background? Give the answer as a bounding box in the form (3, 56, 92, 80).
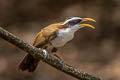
(0, 0, 120, 80)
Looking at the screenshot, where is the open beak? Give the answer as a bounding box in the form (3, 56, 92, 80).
(81, 18, 96, 29)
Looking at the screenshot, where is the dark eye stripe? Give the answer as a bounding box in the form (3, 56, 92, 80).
(69, 19, 81, 25)
(73, 19, 81, 23)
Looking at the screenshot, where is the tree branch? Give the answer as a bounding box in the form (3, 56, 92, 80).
(0, 27, 103, 80)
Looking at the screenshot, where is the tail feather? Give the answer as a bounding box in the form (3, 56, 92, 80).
(18, 54, 40, 72)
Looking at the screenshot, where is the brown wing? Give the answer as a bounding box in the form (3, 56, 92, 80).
(18, 23, 63, 72)
(33, 23, 61, 48)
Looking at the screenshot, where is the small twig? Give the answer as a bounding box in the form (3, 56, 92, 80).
(0, 27, 103, 80)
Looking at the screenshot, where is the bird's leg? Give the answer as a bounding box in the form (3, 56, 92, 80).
(53, 54, 65, 63)
(51, 47, 64, 62)
(51, 47, 65, 69)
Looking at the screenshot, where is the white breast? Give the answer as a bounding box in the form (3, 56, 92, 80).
(51, 28, 75, 47)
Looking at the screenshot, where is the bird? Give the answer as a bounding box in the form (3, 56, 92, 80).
(18, 17, 96, 72)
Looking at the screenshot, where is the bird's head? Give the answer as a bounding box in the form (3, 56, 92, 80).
(61, 17, 96, 29)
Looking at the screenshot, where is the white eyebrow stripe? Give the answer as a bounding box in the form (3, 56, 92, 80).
(62, 17, 82, 25)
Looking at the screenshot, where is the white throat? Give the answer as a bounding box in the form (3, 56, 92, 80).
(51, 25, 82, 47)
(69, 25, 82, 33)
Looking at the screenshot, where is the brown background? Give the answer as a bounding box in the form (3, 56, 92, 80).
(0, 0, 120, 80)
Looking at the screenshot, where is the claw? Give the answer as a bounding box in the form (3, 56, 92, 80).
(42, 49, 49, 60)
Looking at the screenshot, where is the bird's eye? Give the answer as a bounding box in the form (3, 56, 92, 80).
(68, 19, 82, 26)
(73, 19, 81, 23)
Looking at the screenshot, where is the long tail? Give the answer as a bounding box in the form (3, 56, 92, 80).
(18, 54, 40, 72)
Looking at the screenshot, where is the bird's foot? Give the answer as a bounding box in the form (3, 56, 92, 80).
(42, 49, 49, 60)
(53, 54, 65, 70)
(60, 59, 66, 70)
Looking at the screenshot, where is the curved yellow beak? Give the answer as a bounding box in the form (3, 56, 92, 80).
(81, 18, 96, 29)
